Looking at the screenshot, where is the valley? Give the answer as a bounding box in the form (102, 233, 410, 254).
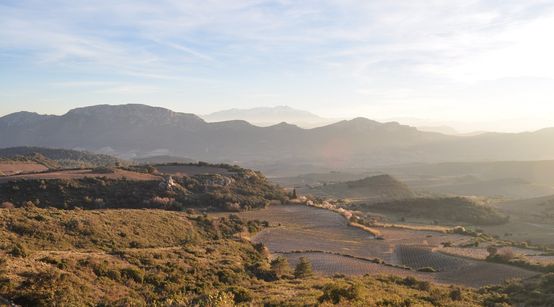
(215, 204, 539, 288)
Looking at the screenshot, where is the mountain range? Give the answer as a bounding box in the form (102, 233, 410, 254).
(2, 104, 554, 175)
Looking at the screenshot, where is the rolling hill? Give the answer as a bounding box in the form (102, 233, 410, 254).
(300, 174, 415, 202)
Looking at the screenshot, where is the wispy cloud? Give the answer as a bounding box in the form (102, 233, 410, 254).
(1, 0, 554, 129)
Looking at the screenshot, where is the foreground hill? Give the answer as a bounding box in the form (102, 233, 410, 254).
(0, 207, 552, 306)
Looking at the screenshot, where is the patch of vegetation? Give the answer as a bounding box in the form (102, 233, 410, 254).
(0, 164, 286, 211)
(0, 147, 124, 168)
(486, 246, 554, 273)
(356, 197, 509, 225)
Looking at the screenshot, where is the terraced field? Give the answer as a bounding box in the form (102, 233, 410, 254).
(228, 204, 539, 287)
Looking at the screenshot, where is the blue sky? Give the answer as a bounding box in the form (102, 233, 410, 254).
(1, 0, 554, 132)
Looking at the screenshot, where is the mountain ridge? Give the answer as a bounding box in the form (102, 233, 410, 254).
(2, 104, 554, 174)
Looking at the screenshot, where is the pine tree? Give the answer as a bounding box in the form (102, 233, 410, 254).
(291, 188, 297, 199)
(294, 257, 313, 278)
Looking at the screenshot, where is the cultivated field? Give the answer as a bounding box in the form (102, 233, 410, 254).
(226, 204, 539, 287)
(395, 245, 469, 272)
(0, 161, 48, 176)
(0, 169, 160, 183)
(280, 252, 432, 280)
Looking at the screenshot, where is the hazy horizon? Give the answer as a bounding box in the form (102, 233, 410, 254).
(1, 102, 552, 134)
(2, 1, 554, 132)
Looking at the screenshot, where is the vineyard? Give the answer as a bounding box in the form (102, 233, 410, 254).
(395, 245, 469, 272)
(229, 204, 540, 288)
(279, 252, 431, 279)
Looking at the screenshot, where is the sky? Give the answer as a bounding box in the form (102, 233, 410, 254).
(1, 0, 554, 132)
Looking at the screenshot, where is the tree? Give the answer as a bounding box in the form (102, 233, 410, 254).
(270, 256, 290, 278)
(291, 188, 297, 199)
(294, 257, 313, 278)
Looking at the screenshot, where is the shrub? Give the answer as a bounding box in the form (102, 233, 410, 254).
(319, 282, 362, 304)
(227, 286, 253, 303)
(270, 256, 291, 278)
(10, 243, 29, 258)
(121, 267, 145, 283)
(450, 288, 463, 301)
(294, 257, 313, 278)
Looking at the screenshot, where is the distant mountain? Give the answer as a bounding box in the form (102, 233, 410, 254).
(202, 106, 337, 128)
(2, 104, 554, 176)
(417, 126, 459, 135)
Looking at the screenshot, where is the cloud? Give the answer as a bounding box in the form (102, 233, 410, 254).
(1, 0, 554, 128)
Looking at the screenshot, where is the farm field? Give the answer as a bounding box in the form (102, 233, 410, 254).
(0, 161, 48, 176)
(0, 168, 160, 183)
(281, 252, 433, 280)
(226, 204, 539, 287)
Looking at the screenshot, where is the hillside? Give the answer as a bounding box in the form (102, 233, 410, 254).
(354, 197, 509, 225)
(301, 174, 415, 202)
(0, 147, 123, 169)
(0, 207, 551, 306)
(0, 163, 286, 212)
(380, 160, 554, 199)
